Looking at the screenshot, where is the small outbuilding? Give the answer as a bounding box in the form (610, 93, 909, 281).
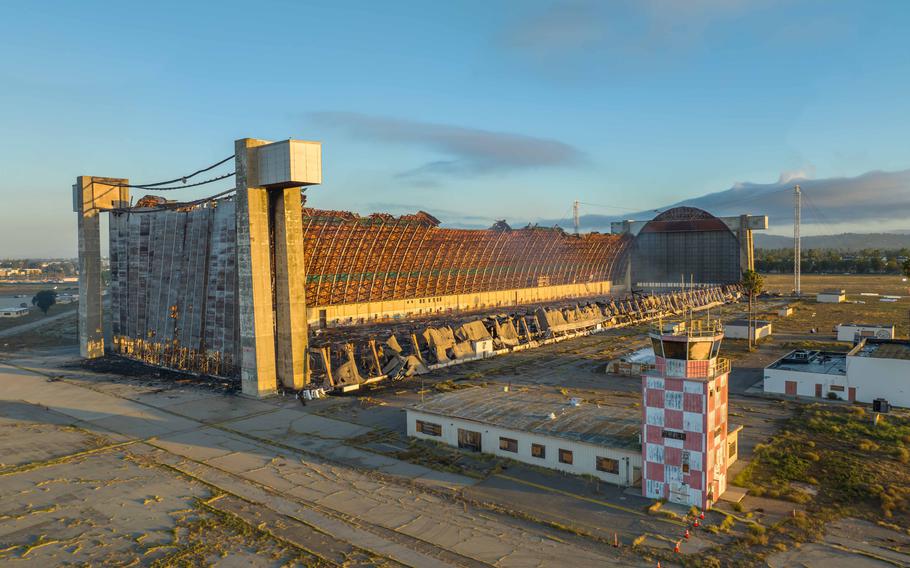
(0, 307, 28, 318)
(407, 386, 643, 486)
(836, 323, 895, 343)
(776, 305, 794, 317)
(817, 289, 846, 303)
(725, 319, 772, 341)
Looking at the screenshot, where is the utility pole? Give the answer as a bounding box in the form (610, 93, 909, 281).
(573, 200, 580, 235)
(793, 185, 801, 297)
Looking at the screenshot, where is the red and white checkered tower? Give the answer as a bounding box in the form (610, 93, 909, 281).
(641, 318, 730, 509)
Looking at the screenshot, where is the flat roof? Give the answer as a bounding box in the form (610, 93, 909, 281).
(819, 289, 845, 295)
(410, 387, 641, 451)
(727, 319, 771, 327)
(838, 323, 894, 329)
(854, 340, 910, 361)
(767, 350, 847, 375)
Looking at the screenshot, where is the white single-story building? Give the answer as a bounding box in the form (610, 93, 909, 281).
(836, 323, 895, 343)
(0, 306, 28, 318)
(407, 386, 643, 486)
(725, 319, 772, 341)
(817, 289, 846, 303)
(847, 340, 910, 408)
(764, 350, 849, 400)
(777, 305, 794, 317)
(764, 340, 910, 408)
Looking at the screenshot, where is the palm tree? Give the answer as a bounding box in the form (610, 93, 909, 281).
(741, 270, 764, 350)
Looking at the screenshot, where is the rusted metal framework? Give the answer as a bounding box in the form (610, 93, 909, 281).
(301, 209, 631, 307)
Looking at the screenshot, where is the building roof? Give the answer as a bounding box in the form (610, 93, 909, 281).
(766, 350, 847, 375)
(838, 323, 894, 329)
(726, 319, 771, 327)
(853, 340, 910, 361)
(819, 289, 845, 295)
(410, 387, 641, 451)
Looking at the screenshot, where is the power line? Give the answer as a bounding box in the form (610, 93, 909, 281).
(119, 154, 235, 189)
(124, 171, 236, 191)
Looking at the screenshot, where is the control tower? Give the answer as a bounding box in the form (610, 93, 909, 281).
(641, 319, 730, 509)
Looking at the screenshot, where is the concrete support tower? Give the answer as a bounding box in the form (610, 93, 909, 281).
(235, 138, 322, 398)
(73, 177, 129, 358)
(641, 319, 730, 510)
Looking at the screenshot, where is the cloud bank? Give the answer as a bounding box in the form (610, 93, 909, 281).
(537, 168, 910, 234)
(309, 111, 582, 185)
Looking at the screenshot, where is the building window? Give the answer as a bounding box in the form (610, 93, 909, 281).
(728, 439, 737, 458)
(416, 420, 441, 437)
(531, 443, 546, 459)
(682, 450, 690, 473)
(499, 437, 518, 453)
(596, 457, 619, 474)
(829, 385, 845, 392)
(559, 449, 574, 464)
(661, 429, 686, 441)
(714, 426, 724, 439)
(665, 391, 683, 410)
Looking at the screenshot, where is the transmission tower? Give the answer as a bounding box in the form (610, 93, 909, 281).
(794, 184, 801, 296)
(573, 200, 580, 235)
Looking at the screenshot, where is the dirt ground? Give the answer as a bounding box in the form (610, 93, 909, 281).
(1, 275, 908, 566)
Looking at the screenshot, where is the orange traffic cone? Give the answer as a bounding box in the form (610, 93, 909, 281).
(613, 532, 619, 547)
(674, 541, 681, 553)
(657, 562, 662, 568)
(694, 518, 700, 528)
(684, 528, 690, 539)
(699, 511, 705, 520)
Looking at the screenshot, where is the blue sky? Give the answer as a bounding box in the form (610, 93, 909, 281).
(2, 0, 909, 257)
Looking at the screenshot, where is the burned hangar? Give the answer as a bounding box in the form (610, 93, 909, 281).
(75, 137, 762, 397)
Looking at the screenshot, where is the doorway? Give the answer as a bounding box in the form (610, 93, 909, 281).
(457, 428, 482, 452)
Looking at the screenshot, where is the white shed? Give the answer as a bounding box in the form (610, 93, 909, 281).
(725, 319, 772, 341)
(407, 387, 643, 486)
(836, 323, 895, 343)
(817, 289, 846, 303)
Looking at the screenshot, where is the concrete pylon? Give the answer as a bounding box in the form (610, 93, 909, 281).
(235, 138, 322, 397)
(73, 176, 129, 358)
(235, 139, 279, 397)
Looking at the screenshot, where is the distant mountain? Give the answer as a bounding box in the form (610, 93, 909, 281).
(538, 168, 910, 235)
(755, 232, 910, 251)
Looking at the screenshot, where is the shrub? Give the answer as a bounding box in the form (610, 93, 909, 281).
(897, 447, 910, 464)
(720, 515, 735, 532)
(731, 501, 744, 513)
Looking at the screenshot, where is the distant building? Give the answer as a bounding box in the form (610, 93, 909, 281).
(776, 305, 794, 317)
(407, 387, 643, 486)
(641, 320, 732, 510)
(0, 307, 29, 318)
(836, 323, 895, 343)
(764, 340, 910, 408)
(724, 319, 772, 341)
(816, 289, 846, 303)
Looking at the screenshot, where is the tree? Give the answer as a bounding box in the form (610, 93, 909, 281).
(741, 270, 764, 351)
(32, 290, 57, 315)
(903, 259, 910, 279)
